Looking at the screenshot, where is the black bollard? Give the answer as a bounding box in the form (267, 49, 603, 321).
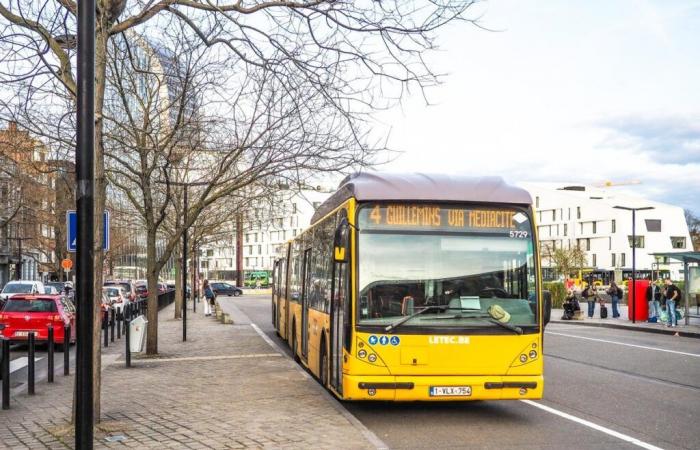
(117, 308, 121, 340)
(103, 310, 109, 348)
(110, 308, 115, 343)
(63, 325, 70, 376)
(2, 339, 9, 409)
(28, 332, 35, 395)
(47, 326, 54, 383)
(125, 314, 131, 368)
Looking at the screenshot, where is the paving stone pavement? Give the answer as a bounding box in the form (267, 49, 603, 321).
(0, 300, 378, 449)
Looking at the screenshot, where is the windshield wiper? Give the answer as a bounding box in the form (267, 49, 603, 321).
(425, 313, 523, 335)
(385, 305, 446, 333)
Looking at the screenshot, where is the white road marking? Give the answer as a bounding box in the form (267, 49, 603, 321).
(521, 400, 664, 450)
(546, 331, 700, 358)
(9, 356, 43, 374)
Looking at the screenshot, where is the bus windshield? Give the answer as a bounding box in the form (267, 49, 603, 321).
(357, 203, 538, 330)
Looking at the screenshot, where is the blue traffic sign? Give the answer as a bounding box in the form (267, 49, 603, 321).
(67, 210, 110, 252)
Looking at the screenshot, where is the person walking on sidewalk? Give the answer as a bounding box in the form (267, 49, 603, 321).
(203, 280, 215, 317)
(664, 279, 681, 328)
(607, 281, 622, 318)
(583, 283, 598, 318)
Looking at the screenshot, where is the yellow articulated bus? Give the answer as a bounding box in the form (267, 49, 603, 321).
(271, 173, 551, 401)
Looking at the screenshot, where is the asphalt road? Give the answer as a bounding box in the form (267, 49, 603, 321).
(224, 295, 700, 450)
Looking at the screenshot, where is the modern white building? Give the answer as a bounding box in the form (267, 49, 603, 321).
(522, 183, 693, 282)
(199, 187, 333, 279)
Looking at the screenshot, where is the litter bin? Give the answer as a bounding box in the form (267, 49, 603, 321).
(129, 315, 148, 353)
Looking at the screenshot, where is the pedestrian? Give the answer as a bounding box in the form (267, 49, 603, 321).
(582, 283, 597, 318)
(607, 281, 622, 318)
(203, 279, 215, 317)
(647, 279, 662, 322)
(663, 279, 681, 328)
(256, 279, 261, 290)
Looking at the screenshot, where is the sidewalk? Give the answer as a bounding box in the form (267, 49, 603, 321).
(551, 304, 700, 338)
(0, 301, 380, 449)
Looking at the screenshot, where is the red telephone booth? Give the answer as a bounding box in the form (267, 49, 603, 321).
(627, 280, 650, 321)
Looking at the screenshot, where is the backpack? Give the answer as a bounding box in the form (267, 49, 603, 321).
(618, 287, 623, 298)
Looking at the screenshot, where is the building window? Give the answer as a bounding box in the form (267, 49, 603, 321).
(628, 236, 645, 248)
(592, 221, 597, 234)
(645, 219, 662, 232)
(670, 236, 686, 249)
(564, 224, 568, 236)
(292, 203, 298, 214)
(586, 238, 590, 251)
(577, 206, 581, 219)
(536, 196, 539, 208)
(611, 219, 616, 233)
(258, 245, 262, 255)
(254, 233, 258, 242)
(552, 210, 556, 221)
(206, 249, 214, 257)
(621, 253, 626, 266)
(611, 253, 616, 267)
(537, 211, 542, 223)
(592, 254, 596, 267)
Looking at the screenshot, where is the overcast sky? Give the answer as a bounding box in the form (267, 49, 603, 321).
(375, 0, 700, 215)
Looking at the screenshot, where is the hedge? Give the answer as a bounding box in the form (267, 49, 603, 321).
(543, 282, 566, 308)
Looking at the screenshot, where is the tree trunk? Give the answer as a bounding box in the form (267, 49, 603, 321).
(146, 228, 159, 354)
(174, 242, 182, 319)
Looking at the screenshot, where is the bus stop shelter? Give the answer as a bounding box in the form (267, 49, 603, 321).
(650, 252, 700, 325)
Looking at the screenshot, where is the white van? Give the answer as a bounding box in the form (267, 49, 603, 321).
(0, 280, 46, 304)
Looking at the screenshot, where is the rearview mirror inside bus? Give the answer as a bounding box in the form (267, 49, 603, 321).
(334, 217, 350, 263)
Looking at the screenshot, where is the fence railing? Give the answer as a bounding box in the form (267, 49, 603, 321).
(1, 289, 177, 409)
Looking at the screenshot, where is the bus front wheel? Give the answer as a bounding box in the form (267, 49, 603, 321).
(319, 337, 328, 388)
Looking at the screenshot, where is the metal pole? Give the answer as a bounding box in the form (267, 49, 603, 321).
(103, 310, 108, 348)
(110, 308, 115, 342)
(182, 185, 187, 342)
(117, 308, 121, 339)
(76, 0, 95, 442)
(48, 326, 55, 383)
(683, 258, 690, 326)
(631, 210, 636, 324)
(16, 238, 22, 280)
(125, 305, 131, 368)
(2, 339, 10, 409)
(64, 325, 70, 376)
(28, 332, 35, 395)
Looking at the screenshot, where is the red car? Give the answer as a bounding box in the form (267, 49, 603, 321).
(0, 294, 76, 348)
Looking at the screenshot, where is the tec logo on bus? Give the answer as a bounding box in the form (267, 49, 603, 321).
(368, 335, 400, 346)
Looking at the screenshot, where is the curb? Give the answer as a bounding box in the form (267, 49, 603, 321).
(550, 319, 700, 339)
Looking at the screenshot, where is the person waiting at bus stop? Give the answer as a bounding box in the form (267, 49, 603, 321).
(646, 280, 662, 321)
(582, 283, 598, 318)
(664, 278, 681, 328)
(607, 281, 622, 318)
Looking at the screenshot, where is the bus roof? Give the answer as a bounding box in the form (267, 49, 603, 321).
(311, 172, 532, 224)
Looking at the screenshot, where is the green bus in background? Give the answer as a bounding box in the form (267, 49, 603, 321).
(244, 271, 270, 288)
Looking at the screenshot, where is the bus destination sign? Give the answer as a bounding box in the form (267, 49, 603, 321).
(359, 204, 530, 233)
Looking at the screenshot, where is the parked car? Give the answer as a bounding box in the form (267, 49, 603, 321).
(45, 281, 66, 293)
(133, 281, 169, 298)
(0, 280, 46, 307)
(0, 294, 76, 348)
(103, 280, 137, 301)
(102, 286, 129, 316)
(165, 282, 191, 298)
(44, 285, 60, 295)
(210, 282, 243, 297)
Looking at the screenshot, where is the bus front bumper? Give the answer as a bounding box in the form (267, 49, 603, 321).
(342, 374, 543, 401)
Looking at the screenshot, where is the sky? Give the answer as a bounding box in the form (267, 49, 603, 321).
(375, 0, 700, 215)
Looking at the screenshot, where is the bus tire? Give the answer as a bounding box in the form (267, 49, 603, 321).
(271, 303, 276, 327)
(292, 322, 301, 363)
(319, 335, 328, 388)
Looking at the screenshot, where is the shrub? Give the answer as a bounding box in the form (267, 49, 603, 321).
(543, 282, 566, 308)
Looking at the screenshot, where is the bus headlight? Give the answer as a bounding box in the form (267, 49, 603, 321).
(368, 354, 377, 363)
(519, 354, 527, 363)
(358, 349, 367, 359)
(529, 350, 537, 359)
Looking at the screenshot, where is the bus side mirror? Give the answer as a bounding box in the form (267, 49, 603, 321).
(333, 217, 350, 263)
(543, 290, 552, 327)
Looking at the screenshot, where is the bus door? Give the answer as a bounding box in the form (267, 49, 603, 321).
(330, 214, 350, 393)
(276, 258, 288, 340)
(272, 260, 279, 329)
(301, 248, 312, 360)
(330, 261, 348, 393)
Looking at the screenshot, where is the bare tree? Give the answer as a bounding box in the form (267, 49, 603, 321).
(685, 209, 700, 252)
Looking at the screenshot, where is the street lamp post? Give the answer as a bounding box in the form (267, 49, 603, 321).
(613, 206, 655, 324)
